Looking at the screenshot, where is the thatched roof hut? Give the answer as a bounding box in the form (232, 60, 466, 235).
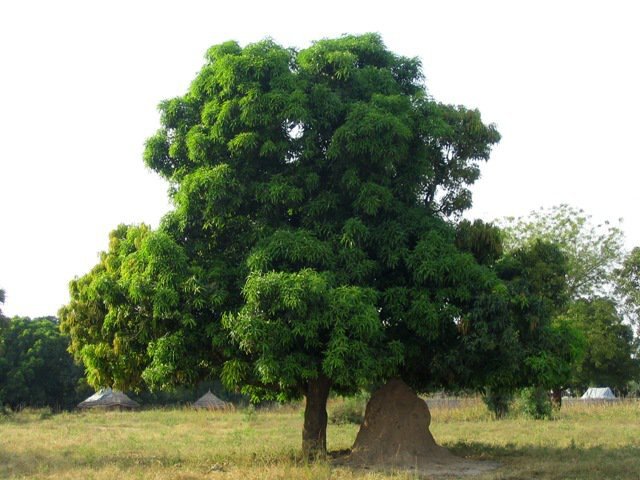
(193, 390, 231, 410)
(77, 388, 140, 410)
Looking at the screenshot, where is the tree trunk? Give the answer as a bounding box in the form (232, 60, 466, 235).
(302, 374, 331, 459)
(551, 388, 563, 408)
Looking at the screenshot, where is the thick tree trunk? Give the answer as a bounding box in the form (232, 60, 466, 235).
(302, 374, 331, 459)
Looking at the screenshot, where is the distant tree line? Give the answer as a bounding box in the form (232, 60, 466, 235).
(0, 315, 90, 410)
(0, 295, 240, 410)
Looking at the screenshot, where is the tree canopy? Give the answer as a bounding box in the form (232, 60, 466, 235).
(500, 205, 639, 395)
(0, 316, 88, 410)
(616, 247, 640, 333)
(60, 33, 527, 456)
(499, 204, 625, 299)
(564, 298, 639, 393)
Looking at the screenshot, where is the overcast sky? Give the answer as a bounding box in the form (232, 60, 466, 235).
(1, 0, 638, 318)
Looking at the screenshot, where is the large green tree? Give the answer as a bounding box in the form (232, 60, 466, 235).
(61, 34, 509, 457)
(495, 240, 584, 407)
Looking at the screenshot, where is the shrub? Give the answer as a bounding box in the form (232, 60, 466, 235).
(627, 380, 640, 398)
(517, 386, 553, 419)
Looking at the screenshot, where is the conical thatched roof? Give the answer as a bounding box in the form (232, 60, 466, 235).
(77, 388, 140, 410)
(193, 390, 230, 410)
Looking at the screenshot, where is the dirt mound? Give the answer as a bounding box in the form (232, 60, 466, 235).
(336, 379, 498, 477)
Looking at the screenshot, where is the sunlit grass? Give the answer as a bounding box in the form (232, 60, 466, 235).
(1, 399, 639, 479)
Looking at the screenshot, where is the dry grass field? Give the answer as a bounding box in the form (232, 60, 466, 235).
(1, 398, 639, 479)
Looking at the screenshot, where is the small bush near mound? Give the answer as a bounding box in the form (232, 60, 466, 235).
(329, 392, 369, 425)
(515, 386, 554, 419)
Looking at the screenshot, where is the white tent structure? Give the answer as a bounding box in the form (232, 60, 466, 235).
(77, 388, 140, 410)
(581, 387, 616, 400)
(192, 390, 231, 410)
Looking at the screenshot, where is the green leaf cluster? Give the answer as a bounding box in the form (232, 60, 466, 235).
(0, 317, 88, 410)
(500, 205, 639, 394)
(500, 204, 625, 299)
(59, 225, 219, 391)
(563, 298, 639, 392)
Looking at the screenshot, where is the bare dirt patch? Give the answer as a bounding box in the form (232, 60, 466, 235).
(334, 379, 499, 477)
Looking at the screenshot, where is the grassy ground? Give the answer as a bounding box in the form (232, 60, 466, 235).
(1, 399, 639, 479)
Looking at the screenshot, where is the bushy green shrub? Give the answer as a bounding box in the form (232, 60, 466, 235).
(517, 386, 553, 419)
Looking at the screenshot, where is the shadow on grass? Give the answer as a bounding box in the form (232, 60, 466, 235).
(2, 437, 639, 479)
(444, 441, 640, 479)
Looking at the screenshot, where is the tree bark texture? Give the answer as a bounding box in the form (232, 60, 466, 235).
(302, 374, 331, 459)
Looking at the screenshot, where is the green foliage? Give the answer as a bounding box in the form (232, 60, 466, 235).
(627, 380, 640, 397)
(516, 386, 553, 420)
(524, 316, 586, 391)
(59, 224, 216, 391)
(64, 33, 504, 395)
(223, 269, 401, 401)
(615, 247, 640, 332)
(0, 317, 89, 410)
(455, 219, 503, 266)
(499, 204, 625, 299)
(497, 240, 569, 319)
(500, 206, 638, 398)
(564, 298, 639, 393)
(488, 240, 575, 393)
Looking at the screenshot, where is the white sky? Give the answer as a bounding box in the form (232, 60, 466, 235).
(1, 0, 639, 318)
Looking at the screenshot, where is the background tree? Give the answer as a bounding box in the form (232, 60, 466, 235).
(62, 33, 509, 458)
(615, 247, 640, 333)
(453, 220, 584, 414)
(487, 240, 583, 413)
(59, 224, 216, 391)
(500, 205, 638, 397)
(0, 316, 89, 410)
(499, 204, 624, 299)
(0, 288, 6, 321)
(455, 219, 503, 266)
(564, 298, 639, 394)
